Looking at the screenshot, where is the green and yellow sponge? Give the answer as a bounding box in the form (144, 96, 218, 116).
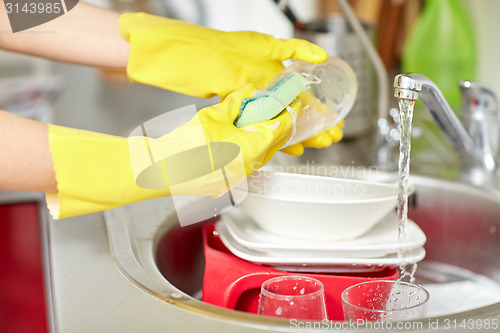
(234, 72, 308, 128)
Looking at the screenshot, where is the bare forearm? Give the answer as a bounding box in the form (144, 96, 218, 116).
(0, 110, 57, 192)
(0, 1, 129, 68)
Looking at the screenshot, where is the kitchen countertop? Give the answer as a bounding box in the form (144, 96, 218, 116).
(47, 211, 184, 332)
(47, 202, 291, 333)
(48, 207, 205, 332)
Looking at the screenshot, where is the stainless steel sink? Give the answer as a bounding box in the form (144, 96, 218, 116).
(105, 174, 500, 332)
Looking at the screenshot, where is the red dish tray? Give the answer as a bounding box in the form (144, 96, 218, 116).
(201, 223, 398, 320)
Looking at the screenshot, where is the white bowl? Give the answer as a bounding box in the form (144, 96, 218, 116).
(239, 170, 401, 241)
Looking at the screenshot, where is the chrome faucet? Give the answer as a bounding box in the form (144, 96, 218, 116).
(393, 73, 499, 185)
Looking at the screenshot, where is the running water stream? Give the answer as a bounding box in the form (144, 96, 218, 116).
(397, 98, 417, 282)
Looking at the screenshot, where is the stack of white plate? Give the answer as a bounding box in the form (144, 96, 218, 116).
(216, 208, 426, 274)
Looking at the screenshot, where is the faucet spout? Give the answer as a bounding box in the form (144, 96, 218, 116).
(393, 73, 498, 184)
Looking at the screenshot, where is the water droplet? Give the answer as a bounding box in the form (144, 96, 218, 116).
(290, 301, 294, 306)
(300, 288, 305, 295)
(170, 292, 183, 299)
(275, 307, 283, 316)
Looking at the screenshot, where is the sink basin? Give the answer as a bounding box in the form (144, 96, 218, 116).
(104, 175, 500, 331)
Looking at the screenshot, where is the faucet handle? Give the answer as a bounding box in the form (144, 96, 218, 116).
(459, 80, 499, 118)
(459, 80, 499, 181)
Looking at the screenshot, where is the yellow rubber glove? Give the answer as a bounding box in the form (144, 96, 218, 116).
(119, 12, 328, 99)
(46, 84, 293, 219)
(280, 121, 345, 156)
(279, 89, 345, 156)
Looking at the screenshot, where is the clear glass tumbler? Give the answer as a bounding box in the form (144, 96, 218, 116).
(279, 58, 358, 146)
(341, 280, 429, 322)
(257, 276, 328, 321)
(235, 57, 357, 147)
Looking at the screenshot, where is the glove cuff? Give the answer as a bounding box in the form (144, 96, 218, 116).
(47, 125, 169, 219)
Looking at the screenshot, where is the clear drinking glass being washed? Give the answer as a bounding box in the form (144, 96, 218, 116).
(258, 276, 328, 321)
(279, 58, 358, 146)
(341, 280, 429, 322)
(234, 57, 357, 147)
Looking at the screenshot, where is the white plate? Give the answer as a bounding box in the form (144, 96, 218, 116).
(216, 222, 426, 270)
(269, 264, 390, 274)
(219, 209, 426, 258)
